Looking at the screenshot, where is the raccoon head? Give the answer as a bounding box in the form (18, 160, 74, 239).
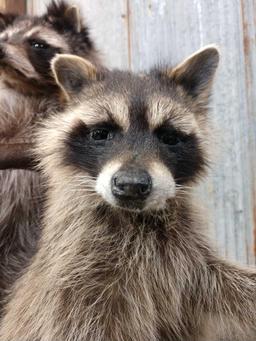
(0, 1, 98, 92)
(38, 46, 219, 212)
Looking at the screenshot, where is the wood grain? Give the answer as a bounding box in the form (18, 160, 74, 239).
(0, 0, 26, 14)
(28, 0, 256, 265)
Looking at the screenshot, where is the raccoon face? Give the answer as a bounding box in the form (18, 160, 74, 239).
(40, 47, 219, 212)
(0, 1, 96, 89)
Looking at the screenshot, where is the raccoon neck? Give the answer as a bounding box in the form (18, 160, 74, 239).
(37, 190, 209, 288)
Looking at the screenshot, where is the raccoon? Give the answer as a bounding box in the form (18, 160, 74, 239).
(0, 0, 100, 317)
(1, 48, 256, 341)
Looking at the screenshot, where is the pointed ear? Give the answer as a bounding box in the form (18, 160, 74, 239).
(51, 54, 97, 100)
(45, 1, 82, 33)
(169, 45, 219, 98)
(64, 6, 81, 33)
(0, 13, 17, 31)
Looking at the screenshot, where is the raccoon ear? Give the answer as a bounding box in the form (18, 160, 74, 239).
(168, 45, 219, 98)
(46, 1, 82, 33)
(65, 6, 81, 33)
(0, 13, 17, 31)
(51, 54, 97, 100)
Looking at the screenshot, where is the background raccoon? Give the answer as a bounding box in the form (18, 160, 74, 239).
(0, 0, 100, 317)
(1, 48, 255, 341)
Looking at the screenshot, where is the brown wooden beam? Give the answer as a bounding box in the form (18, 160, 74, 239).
(0, 0, 26, 14)
(0, 142, 36, 170)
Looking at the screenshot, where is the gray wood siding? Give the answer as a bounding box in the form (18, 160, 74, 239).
(28, 0, 256, 265)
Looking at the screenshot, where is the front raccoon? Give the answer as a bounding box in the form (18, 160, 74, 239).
(0, 1, 100, 316)
(1, 49, 256, 341)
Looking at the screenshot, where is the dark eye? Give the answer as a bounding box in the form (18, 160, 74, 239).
(90, 129, 112, 141)
(157, 130, 181, 146)
(29, 40, 48, 49)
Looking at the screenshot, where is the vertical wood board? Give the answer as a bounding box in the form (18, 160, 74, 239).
(0, 0, 25, 14)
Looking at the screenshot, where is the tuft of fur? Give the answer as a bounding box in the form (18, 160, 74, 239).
(0, 48, 255, 341)
(0, 0, 100, 317)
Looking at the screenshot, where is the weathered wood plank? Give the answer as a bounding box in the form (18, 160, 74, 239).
(240, 0, 256, 264)
(28, 0, 256, 265)
(0, 0, 25, 14)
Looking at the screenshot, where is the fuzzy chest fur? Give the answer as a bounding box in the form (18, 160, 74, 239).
(27, 211, 206, 341)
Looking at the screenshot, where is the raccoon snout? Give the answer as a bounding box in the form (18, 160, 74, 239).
(111, 169, 152, 200)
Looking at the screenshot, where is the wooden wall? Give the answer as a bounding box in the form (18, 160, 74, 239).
(26, 0, 256, 265)
(0, 0, 25, 13)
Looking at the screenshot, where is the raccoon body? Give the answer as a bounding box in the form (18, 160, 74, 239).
(1, 49, 256, 341)
(0, 1, 100, 316)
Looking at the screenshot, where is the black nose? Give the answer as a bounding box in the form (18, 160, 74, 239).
(111, 169, 152, 200)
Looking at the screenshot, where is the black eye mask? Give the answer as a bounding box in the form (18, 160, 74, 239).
(26, 38, 61, 79)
